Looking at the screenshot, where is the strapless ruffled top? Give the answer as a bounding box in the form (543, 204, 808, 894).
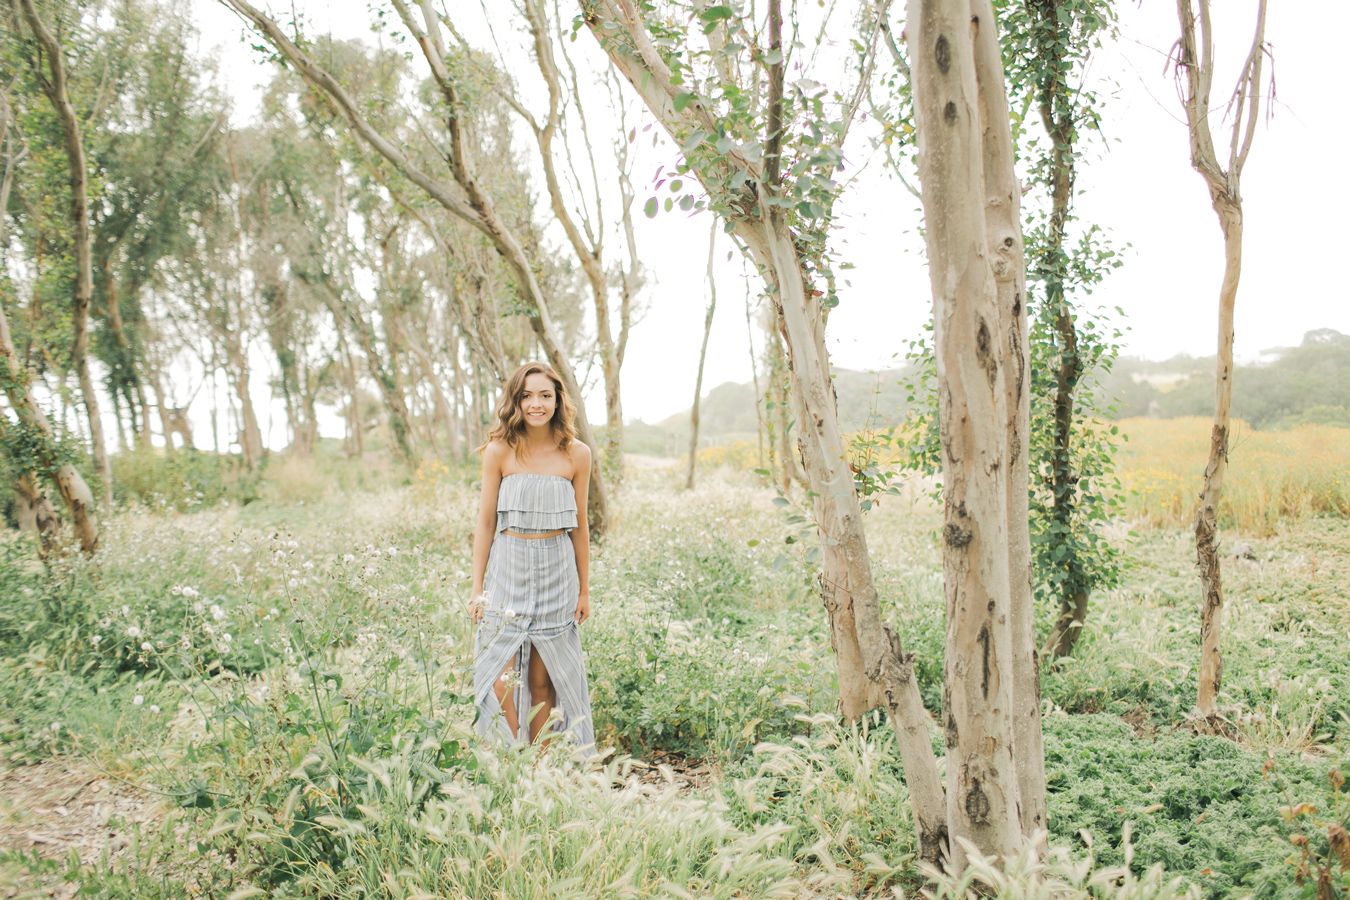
(495, 473, 578, 533)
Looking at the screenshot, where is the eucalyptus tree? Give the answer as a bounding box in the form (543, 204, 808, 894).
(905, 0, 1043, 863)
(1, 89, 96, 552)
(574, 0, 951, 863)
(1170, 0, 1270, 722)
(222, 0, 613, 535)
(10, 0, 111, 506)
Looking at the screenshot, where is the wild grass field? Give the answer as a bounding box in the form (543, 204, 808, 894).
(0, 441, 1347, 899)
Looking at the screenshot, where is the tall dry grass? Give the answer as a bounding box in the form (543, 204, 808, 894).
(1116, 417, 1350, 535)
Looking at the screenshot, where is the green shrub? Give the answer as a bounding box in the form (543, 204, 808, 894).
(112, 448, 260, 512)
(1042, 714, 1332, 900)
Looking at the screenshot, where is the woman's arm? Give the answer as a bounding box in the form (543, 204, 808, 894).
(470, 442, 506, 622)
(569, 441, 591, 624)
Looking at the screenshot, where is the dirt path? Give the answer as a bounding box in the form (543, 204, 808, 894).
(0, 759, 162, 898)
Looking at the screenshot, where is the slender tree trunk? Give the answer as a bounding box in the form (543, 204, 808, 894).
(686, 223, 719, 489)
(149, 363, 176, 454)
(1172, 0, 1267, 721)
(972, 0, 1047, 842)
(20, 0, 112, 509)
(404, 326, 456, 456)
(908, 0, 1023, 868)
(224, 328, 264, 468)
(1195, 199, 1240, 719)
(745, 285, 767, 470)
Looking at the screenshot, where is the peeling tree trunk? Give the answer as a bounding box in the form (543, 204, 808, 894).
(20, 0, 112, 509)
(971, 0, 1047, 843)
(908, 0, 1024, 868)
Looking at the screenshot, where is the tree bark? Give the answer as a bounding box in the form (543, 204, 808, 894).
(971, 0, 1046, 843)
(686, 223, 719, 490)
(19, 0, 112, 509)
(908, 0, 1023, 867)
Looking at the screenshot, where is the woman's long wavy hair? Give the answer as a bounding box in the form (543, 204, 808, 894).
(484, 362, 577, 461)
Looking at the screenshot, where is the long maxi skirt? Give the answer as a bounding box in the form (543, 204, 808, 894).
(473, 531, 595, 753)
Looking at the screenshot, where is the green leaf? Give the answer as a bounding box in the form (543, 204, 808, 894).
(669, 179, 683, 192)
(698, 5, 734, 21)
(673, 92, 697, 113)
(643, 197, 658, 218)
(679, 194, 694, 211)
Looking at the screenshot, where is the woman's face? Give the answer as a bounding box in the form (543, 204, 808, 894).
(519, 372, 558, 428)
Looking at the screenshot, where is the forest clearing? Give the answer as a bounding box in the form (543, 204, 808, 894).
(3, 0, 1349, 897)
(0, 449, 1347, 898)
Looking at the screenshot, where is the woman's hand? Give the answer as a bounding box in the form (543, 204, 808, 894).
(467, 592, 488, 624)
(574, 592, 590, 625)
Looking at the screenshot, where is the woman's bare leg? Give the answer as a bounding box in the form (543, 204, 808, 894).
(493, 661, 519, 737)
(526, 650, 557, 743)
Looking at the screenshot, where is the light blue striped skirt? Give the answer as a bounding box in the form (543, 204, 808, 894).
(474, 531, 595, 754)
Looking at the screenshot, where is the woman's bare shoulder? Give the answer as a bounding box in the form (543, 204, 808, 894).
(482, 439, 512, 472)
(568, 439, 591, 474)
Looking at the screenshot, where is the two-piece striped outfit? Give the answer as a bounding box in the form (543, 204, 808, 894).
(474, 473, 595, 753)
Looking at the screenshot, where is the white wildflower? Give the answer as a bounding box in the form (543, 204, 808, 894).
(50, 722, 60, 732)
(149, 705, 160, 714)
(140, 642, 152, 652)
(91, 635, 102, 647)
(343, 554, 355, 563)
(125, 625, 142, 639)
(222, 633, 232, 643)
(133, 695, 144, 707)
(211, 605, 226, 622)
(121, 605, 130, 616)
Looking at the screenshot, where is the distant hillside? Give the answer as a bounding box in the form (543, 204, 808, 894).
(1099, 328, 1350, 429)
(625, 365, 916, 455)
(626, 329, 1350, 455)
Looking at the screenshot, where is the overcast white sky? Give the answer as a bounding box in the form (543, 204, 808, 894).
(187, 0, 1349, 446)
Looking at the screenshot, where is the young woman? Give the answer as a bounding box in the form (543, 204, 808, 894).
(470, 362, 594, 752)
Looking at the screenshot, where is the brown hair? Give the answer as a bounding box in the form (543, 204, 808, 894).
(484, 362, 577, 461)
